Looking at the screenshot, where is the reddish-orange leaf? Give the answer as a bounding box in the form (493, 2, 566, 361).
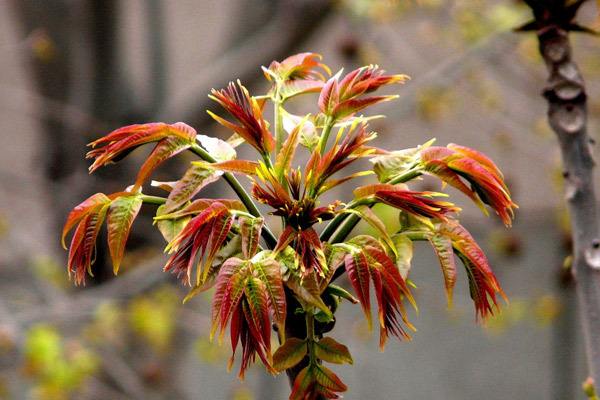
(62, 193, 111, 249)
(344, 251, 372, 329)
(133, 136, 192, 190)
(67, 203, 110, 285)
(254, 257, 286, 330)
(290, 366, 313, 400)
(87, 122, 196, 173)
(428, 234, 457, 306)
(165, 164, 220, 212)
(205, 159, 259, 176)
(209, 81, 274, 154)
(242, 277, 273, 372)
(106, 194, 143, 274)
(239, 217, 263, 258)
(439, 220, 506, 319)
(274, 120, 302, 179)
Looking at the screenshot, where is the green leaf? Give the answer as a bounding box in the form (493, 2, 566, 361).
(345, 206, 396, 256)
(392, 234, 413, 280)
(196, 134, 236, 161)
(107, 194, 143, 274)
(325, 284, 359, 304)
(313, 364, 347, 392)
(155, 204, 191, 243)
(314, 337, 353, 365)
(272, 338, 307, 372)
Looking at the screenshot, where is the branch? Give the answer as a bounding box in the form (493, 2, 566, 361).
(529, 15, 600, 384)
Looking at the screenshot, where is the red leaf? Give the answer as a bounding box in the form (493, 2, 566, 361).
(133, 136, 192, 189)
(67, 203, 110, 285)
(62, 193, 111, 249)
(209, 81, 274, 154)
(242, 277, 273, 371)
(87, 122, 196, 173)
(239, 217, 263, 258)
(211, 257, 246, 339)
(164, 202, 233, 286)
(344, 251, 372, 329)
(254, 257, 286, 330)
(438, 220, 506, 319)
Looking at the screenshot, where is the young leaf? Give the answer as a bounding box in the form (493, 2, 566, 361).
(314, 337, 353, 365)
(209, 81, 275, 155)
(253, 255, 286, 332)
(87, 122, 196, 176)
(274, 119, 303, 180)
(67, 202, 110, 285)
(428, 234, 457, 305)
(286, 273, 332, 320)
(344, 250, 372, 329)
(313, 364, 347, 393)
(239, 217, 263, 258)
(290, 366, 313, 400)
(62, 193, 111, 249)
(133, 135, 193, 189)
(392, 233, 413, 279)
(273, 338, 307, 372)
(106, 194, 143, 274)
(165, 164, 220, 212)
(199, 159, 260, 176)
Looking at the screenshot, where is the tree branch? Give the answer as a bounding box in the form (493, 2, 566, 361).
(529, 13, 600, 385)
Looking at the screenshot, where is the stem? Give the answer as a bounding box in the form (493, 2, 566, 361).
(529, 18, 600, 384)
(189, 143, 277, 248)
(306, 312, 316, 364)
(321, 169, 422, 243)
(274, 97, 284, 154)
(140, 195, 166, 205)
(317, 117, 335, 155)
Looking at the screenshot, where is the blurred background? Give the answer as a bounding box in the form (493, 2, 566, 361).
(1, 0, 600, 399)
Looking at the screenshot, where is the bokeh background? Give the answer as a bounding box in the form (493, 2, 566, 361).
(1, 0, 600, 399)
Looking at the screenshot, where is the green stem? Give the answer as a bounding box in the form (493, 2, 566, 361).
(324, 169, 423, 244)
(320, 198, 372, 242)
(140, 194, 167, 205)
(274, 97, 284, 155)
(317, 116, 335, 155)
(189, 143, 278, 249)
(388, 169, 422, 185)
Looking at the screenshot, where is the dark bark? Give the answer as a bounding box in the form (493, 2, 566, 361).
(532, 22, 600, 385)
